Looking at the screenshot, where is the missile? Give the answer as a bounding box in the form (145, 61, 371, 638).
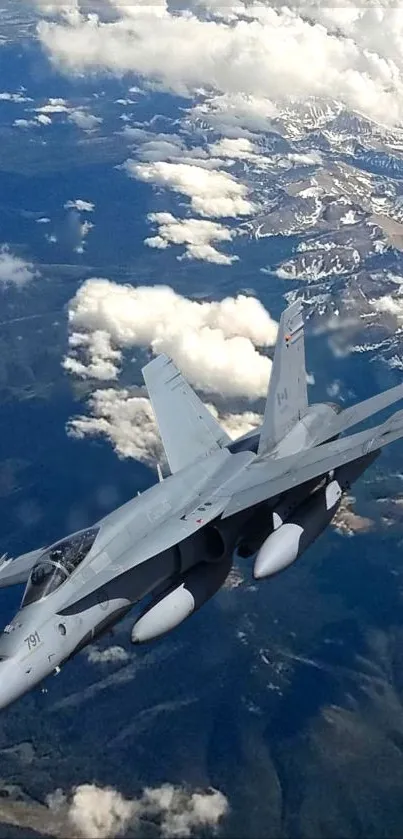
(131, 557, 232, 644)
(270, 477, 322, 530)
(253, 479, 342, 579)
(253, 453, 379, 580)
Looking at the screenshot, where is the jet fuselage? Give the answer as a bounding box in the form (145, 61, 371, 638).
(0, 403, 341, 709)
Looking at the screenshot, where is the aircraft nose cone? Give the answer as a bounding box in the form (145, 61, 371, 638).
(0, 658, 27, 711)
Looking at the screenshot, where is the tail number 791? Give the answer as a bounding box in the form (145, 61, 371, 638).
(24, 631, 41, 651)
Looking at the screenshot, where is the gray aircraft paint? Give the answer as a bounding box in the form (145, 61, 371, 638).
(0, 301, 402, 710)
(258, 300, 308, 456)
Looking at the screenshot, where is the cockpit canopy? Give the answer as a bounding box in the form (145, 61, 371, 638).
(22, 527, 99, 607)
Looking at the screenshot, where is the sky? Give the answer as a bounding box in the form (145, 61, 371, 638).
(1, 6, 403, 836)
(36, 1, 403, 129)
(2, 0, 394, 463)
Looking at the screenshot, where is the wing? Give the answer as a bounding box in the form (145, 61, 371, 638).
(142, 353, 230, 474)
(58, 497, 229, 614)
(57, 449, 255, 613)
(0, 547, 45, 589)
(221, 408, 403, 517)
(258, 299, 308, 456)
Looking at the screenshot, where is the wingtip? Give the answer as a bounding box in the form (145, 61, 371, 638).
(281, 298, 303, 318)
(279, 298, 304, 331)
(141, 353, 172, 381)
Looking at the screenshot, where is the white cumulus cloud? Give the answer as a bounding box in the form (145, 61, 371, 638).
(68, 390, 164, 463)
(67, 784, 135, 839)
(141, 785, 229, 838)
(14, 117, 52, 129)
(123, 160, 255, 218)
(36, 113, 52, 126)
(75, 219, 94, 254)
(0, 246, 38, 288)
(33, 98, 102, 130)
(208, 136, 258, 160)
(0, 91, 32, 103)
(34, 1, 81, 16)
(123, 130, 212, 165)
(287, 151, 323, 166)
(64, 198, 95, 212)
(61, 782, 228, 839)
(209, 405, 261, 441)
(64, 279, 277, 398)
(191, 91, 279, 138)
(370, 295, 403, 318)
(86, 644, 129, 664)
(63, 202, 95, 254)
(14, 119, 36, 128)
(145, 212, 238, 264)
(36, 1, 403, 128)
(35, 97, 70, 113)
(64, 328, 121, 380)
(68, 108, 103, 130)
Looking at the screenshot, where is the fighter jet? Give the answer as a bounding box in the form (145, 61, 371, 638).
(0, 299, 403, 710)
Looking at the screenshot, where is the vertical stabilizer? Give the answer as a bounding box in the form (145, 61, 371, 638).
(142, 354, 231, 474)
(257, 300, 308, 456)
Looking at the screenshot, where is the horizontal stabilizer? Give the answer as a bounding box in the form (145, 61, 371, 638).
(142, 354, 230, 474)
(0, 547, 44, 589)
(222, 408, 403, 517)
(314, 382, 403, 445)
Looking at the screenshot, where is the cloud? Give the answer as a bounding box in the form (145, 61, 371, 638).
(64, 198, 95, 212)
(67, 784, 135, 839)
(370, 295, 403, 319)
(190, 92, 279, 138)
(33, 98, 102, 130)
(124, 129, 225, 169)
(36, 2, 403, 128)
(287, 151, 323, 166)
(64, 329, 121, 379)
(67, 387, 261, 464)
(68, 108, 103, 130)
(36, 113, 52, 126)
(13, 119, 36, 128)
(0, 246, 38, 287)
(123, 160, 255, 218)
(145, 212, 238, 264)
(63, 203, 95, 254)
(208, 136, 258, 160)
(64, 279, 277, 397)
(33, 0, 86, 28)
(0, 91, 32, 103)
(14, 117, 52, 129)
(86, 645, 129, 664)
(35, 97, 70, 113)
(125, 130, 209, 164)
(61, 200, 95, 253)
(60, 782, 228, 839)
(75, 219, 94, 253)
(209, 405, 261, 441)
(140, 785, 229, 838)
(67, 390, 164, 463)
